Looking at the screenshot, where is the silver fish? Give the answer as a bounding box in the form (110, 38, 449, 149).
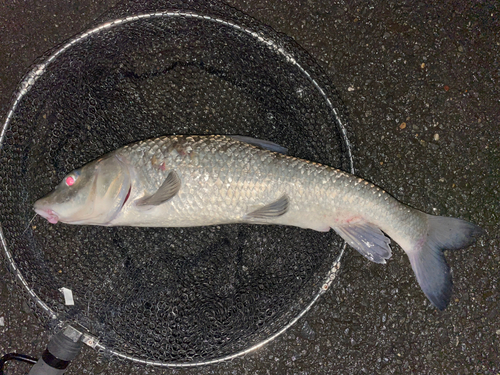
(34, 135, 482, 310)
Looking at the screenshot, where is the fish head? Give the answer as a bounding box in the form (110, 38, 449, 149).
(34, 155, 131, 225)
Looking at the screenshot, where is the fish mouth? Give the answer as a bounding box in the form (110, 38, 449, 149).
(34, 207, 59, 224)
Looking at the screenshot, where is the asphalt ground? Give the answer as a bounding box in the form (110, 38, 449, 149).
(1, 1, 499, 374)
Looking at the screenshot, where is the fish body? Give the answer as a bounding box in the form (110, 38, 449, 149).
(34, 135, 482, 310)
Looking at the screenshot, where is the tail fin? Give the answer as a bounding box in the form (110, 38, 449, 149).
(407, 215, 483, 310)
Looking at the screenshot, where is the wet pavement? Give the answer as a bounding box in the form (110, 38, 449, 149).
(1, 0, 499, 374)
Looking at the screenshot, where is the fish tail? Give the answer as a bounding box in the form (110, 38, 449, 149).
(406, 215, 483, 310)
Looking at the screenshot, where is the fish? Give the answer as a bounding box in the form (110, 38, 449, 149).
(34, 135, 483, 310)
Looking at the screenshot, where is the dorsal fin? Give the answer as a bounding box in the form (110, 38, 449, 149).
(228, 135, 288, 154)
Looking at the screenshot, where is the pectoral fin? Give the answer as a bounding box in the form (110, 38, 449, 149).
(136, 171, 181, 207)
(245, 195, 289, 219)
(333, 222, 392, 264)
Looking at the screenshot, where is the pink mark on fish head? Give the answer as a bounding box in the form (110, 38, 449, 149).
(64, 171, 80, 187)
(65, 176, 75, 186)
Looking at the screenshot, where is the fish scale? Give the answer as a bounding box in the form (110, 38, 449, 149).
(34, 135, 483, 310)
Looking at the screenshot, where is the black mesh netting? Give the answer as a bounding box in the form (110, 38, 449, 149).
(0, 0, 352, 365)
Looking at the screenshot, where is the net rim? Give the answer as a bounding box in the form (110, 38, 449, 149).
(0, 9, 353, 367)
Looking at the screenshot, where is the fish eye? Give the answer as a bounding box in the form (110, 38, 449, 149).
(65, 170, 80, 187)
(65, 176, 76, 186)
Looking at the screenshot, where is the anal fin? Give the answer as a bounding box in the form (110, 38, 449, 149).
(333, 222, 392, 264)
(245, 195, 289, 219)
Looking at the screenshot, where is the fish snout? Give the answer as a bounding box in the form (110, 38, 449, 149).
(34, 203, 59, 224)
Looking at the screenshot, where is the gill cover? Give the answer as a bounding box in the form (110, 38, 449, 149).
(34, 155, 131, 225)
